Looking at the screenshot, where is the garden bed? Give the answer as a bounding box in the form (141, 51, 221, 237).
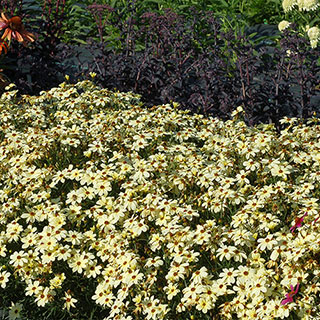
(0, 80, 319, 319)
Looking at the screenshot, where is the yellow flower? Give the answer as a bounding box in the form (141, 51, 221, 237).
(0, 270, 10, 288)
(63, 292, 78, 311)
(25, 280, 42, 296)
(8, 302, 22, 320)
(89, 72, 96, 78)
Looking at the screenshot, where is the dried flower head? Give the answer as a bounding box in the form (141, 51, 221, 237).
(278, 20, 291, 32)
(282, 0, 297, 12)
(307, 26, 320, 40)
(307, 26, 320, 47)
(297, 0, 319, 10)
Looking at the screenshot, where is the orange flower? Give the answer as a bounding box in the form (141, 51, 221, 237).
(0, 12, 35, 45)
(0, 38, 8, 54)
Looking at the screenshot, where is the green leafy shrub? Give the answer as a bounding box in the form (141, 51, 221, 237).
(0, 80, 319, 319)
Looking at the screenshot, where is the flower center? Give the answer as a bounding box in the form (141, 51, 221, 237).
(9, 16, 22, 31)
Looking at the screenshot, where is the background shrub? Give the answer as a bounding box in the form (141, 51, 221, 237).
(25, 9, 318, 131)
(1, 1, 319, 131)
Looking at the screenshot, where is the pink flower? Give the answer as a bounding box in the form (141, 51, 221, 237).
(281, 283, 299, 305)
(0, 13, 35, 46)
(290, 213, 307, 233)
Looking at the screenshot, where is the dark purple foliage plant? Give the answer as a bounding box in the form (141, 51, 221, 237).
(2, 3, 320, 131)
(64, 8, 319, 131)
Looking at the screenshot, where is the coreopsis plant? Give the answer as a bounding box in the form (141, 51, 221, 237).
(0, 80, 320, 319)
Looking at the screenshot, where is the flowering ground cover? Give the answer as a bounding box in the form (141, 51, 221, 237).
(0, 78, 319, 320)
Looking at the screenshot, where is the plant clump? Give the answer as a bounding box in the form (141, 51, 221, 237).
(1, 6, 319, 131)
(0, 80, 319, 319)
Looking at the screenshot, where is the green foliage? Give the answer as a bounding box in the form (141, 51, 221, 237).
(0, 0, 289, 49)
(5, 0, 287, 52)
(244, 0, 285, 25)
(60, 2, 93, 45)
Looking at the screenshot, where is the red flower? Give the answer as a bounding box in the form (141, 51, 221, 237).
(290, 213, 307, 233)
(281, 283, 299, 305)
(0, 12, 35, 45)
